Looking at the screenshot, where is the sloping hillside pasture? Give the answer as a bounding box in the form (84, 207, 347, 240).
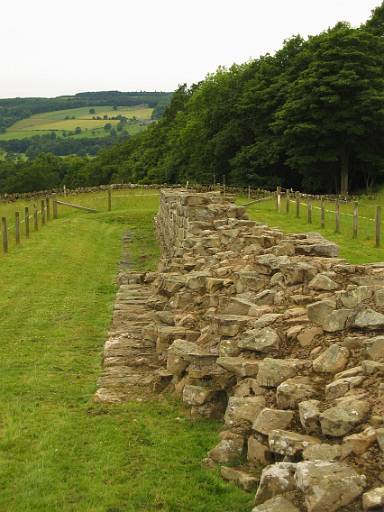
(0, 189, 252, 512)
(34, 105, 154, 121)
(0, 105, 153, 141)
(238, 192, 384, 264)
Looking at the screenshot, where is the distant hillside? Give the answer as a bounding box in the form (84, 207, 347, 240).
(0, 91, 172, 134)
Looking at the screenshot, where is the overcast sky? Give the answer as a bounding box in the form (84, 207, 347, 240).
(1, 0, 380, 98)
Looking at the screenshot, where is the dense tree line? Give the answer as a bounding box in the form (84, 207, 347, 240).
(0, 154, 88, 192)
(0, 91, 171, 133)
(80, 4, 384, 194)
(0, 132, 128, 158)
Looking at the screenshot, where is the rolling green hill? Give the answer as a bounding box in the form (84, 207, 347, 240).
(0, 92, 171, 157)
(0, 104, 154, 140)
(0, 91, 171, 133)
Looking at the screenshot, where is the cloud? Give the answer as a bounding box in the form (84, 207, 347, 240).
(0, 0, 380, 97)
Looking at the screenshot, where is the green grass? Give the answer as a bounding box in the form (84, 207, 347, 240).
(0, 191, 251, 512)
(0, 105, 153, 141)
(238, 194, 384, 264)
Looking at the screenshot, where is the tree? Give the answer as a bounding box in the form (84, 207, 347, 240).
(89, 108, 96, 114)
(365, 1, 384, 35)
(273, 24, 384, 194)
(75, 127, 82, 135)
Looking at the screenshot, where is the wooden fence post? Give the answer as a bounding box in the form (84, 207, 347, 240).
(295, 192, 300, 218)
(2, 217, 8, 254)
(222, 175, 226, 196)
(25, 207, 30, 239)
(307, 198, 312, 224)
(46, 197, 50, 221)
(248, 185, 251, 200)
(276, 186, 281, 212)
(335, 200, 340, 233)
(320, 196, 325, 228)
(63, 185, 67, 197)
(286, 191, 290, 213)
(41, 200, 46, 225)
(15, 212, 20, 245)
(108, 188, 112, 212)
(34, 209, 38, 231)
(376, 206, 382, 248)
(352, 201, 358, 239)
(53, 198, 58, 219)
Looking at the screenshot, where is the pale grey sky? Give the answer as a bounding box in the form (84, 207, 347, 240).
(1, 0, 380, 98)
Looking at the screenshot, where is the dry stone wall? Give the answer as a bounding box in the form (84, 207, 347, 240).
(99, 190, 384, 512)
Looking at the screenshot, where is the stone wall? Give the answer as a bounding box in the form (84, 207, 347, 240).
(146, 190, 384, 511)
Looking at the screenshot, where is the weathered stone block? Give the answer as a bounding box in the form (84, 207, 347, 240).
(220, 466, 258, 492)
(299, 400, 321, 434)
(213, 314, 250, 337)
(320, 399, 370, 437)
(257, 358, 304, 387)
(268, 429, 320, 456)
(366, 336, 384, 361)
(307, 300, 336, 326)
(308, 274, 339, 291)
(224, 396, 266, 427)
(253, 408, 294, 436)
(238, 327, 280, 353)
(303, 443, 341, 461)
(295, 461, 366, 512)
(182, 385, 214, 405)
(252, 496, 299, 512)
(276, 377, 318, 409)
(325, 376, 365, 400)
(248, 436, 272, 465)
(362, 487, 384, 511)
(313, 344, 349, 374)
(353, 308, 384, 329)
(216, 356, 259, 377)
(208, 435, 244, 464)
(254, 462, 297, 505)
(342, 427, 377, 456)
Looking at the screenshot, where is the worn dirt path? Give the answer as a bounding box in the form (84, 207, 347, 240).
(95, 234, 160, 403)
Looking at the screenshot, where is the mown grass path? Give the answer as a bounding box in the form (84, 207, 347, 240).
(0, 198, 251, 511)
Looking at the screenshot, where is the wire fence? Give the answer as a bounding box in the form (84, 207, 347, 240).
(0, 186, 163, 256)
(239, 186, 383, 249)
(1, 182, 383, 255)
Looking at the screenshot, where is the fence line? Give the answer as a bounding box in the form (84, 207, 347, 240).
(1, 196, 59, 255)
(2, 183, 383, 255)
(251, 187, 383, 249)
(286, 199, 376, 222)
(0, 186, 158, 256)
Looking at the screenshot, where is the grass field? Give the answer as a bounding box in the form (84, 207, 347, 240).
(0, 105, 153, 141)
(238, 192, 384, 264)
(0, 190, 251, 512)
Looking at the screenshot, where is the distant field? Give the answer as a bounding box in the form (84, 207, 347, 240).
(0, 105, 153, 141)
